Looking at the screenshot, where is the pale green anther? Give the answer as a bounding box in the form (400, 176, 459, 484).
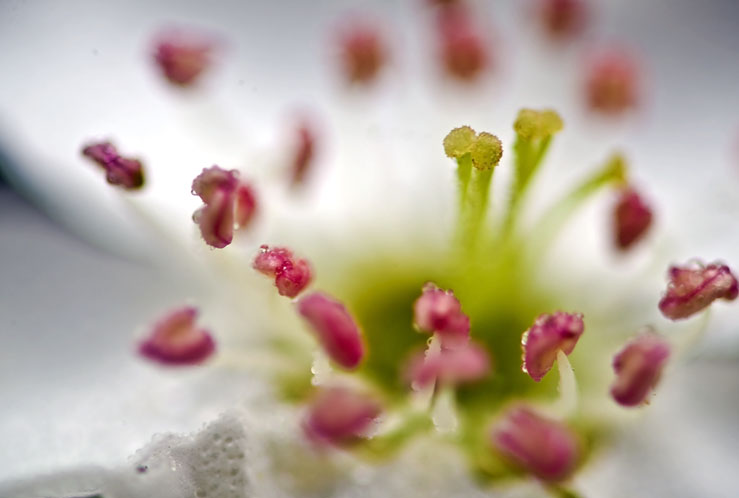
(470, 132, 503, 171)
(444, 126, 503, 251)
(513, 109, 564, 140)
(443, 126, 477, 159)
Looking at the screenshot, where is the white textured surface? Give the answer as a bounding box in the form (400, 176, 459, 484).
(133, 413, 252, 498)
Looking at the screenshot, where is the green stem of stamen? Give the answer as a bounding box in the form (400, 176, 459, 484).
(531, 136, 553, 171)
(530, 154, 626, 247)
(456, 165, 494, 251)
(503, 135, 553, 237)
(457, 154, 473, 208)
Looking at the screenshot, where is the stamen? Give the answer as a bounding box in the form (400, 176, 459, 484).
(613, 186, 653, 250)
(253, 245, 293, 275)
(584, 49, 640, 115)
(490, 405, 580, 482)
(275, 258, 313, 298)
(535, 0, 588, 41)
(81, 141, 145, 190)
(443, 125, 477, 160)
(290, 121, 317, 187)
(522, 311, 584, 382)
(443, 127, 503, 248)
(337, 20, 386, 85)
(469, 132, 504, 171)
(610, 331, 670, 407)
(435, 4, 490, 82)
(413, 282, 470, 348)
(513, 108, 564, 141)
(505, 108, 563, 235)
(192, 188, 235, 249)
(191, 166, 238, 202)
(443, 126, 476, 207)
(303, 386, 382, 446)
(192, 166, 258, 248)
(658, 261, 738, 320)
(464, 133, 502, 245)
(138, 306, 216, 366)
(153, 29, 214, 87)
(252, 245, 312, 298)
(297, 292, 365, 369)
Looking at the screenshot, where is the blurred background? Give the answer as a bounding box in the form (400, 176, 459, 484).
(1, 0, 739, 496)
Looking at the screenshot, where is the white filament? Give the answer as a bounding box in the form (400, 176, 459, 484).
(311, 350, 333, 386)
(552, 349, 578, 418)
(432, 388, 458, 434)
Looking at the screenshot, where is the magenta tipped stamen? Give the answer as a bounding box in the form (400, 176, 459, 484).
(522, 312, 584, 382)
(659, 261, 738, 320)
(297, 292, 365, 369)
(138, 306, 215, 366)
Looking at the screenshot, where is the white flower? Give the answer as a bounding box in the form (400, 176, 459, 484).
(1, 1, 739, 497)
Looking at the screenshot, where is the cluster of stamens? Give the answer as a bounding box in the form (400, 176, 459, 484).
(83, 107, 739, 490)
(75, 9, 739, 494)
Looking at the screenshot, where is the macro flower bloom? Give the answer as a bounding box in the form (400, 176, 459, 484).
(2, 2, 739, 498)
(71, 103, 736, 496)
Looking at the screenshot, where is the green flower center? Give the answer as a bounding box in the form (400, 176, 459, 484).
(268, 110, 634, 487)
